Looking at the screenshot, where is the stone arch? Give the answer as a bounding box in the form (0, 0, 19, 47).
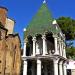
(26, 35, 33, 56)
(45, 32, 55, 55)
(36, 34, 43, 55)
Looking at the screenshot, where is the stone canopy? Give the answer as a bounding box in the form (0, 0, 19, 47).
(24, 2, 61, 38)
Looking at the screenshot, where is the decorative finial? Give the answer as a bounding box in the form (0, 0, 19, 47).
(52, 20, 57, 25)
(43, 0, 46, 4)
(23, 28, 26, 32)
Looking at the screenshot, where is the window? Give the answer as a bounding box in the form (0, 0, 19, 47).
(67, 69, 71, 75)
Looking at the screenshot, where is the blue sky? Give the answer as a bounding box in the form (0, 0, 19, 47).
(0, 0, 75, 46)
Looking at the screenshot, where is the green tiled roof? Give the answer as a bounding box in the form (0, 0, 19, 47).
(24, 3, 60, 38)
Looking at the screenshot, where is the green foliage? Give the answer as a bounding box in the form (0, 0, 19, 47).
(66, 46, 75, 59)
(57, 17, 75, 59)
(57, 17, 75, 40)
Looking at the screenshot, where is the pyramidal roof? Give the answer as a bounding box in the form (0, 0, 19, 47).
(24, 1, 60, 38)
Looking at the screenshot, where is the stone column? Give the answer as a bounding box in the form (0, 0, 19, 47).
(23, 60, 27, 75)
(23, 40, 27, 56)
(37, 59, 41, 75)
(45, 40, 48, 54)
(42, 35, 47, 55)
(63, 42, 66, 58)
(32, 37, 36, 56)
(58, 38, 62, 56)
(63, 62, 67, 75)
(59, 61, 63, 75)
(36, 42, 40, 55)
(61, 40, 64, 56)
(53, 59, 59, 75)
(53, 34, 59, 55)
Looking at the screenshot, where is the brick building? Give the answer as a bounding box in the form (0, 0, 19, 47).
(0, 6, 21, 75)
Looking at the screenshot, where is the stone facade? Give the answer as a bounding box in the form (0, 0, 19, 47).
(0, 7, 21, 75)
(0, 7, 7, 26)
(5, 18, 15, 35)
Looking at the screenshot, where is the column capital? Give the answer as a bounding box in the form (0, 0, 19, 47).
(53, 34, 58, 38)
(58, 37, 61, 42)
(24, 42, 26, 45)
(53, 59, 59, 64)
(42, 34, 46, 40)
(24, 38, 28, 43)
(59, 61, 63, 65)
(37, 59, 41, 64)
(24, 60, 27, 64)
(32, 36, 36, 41)
(63, 61, 67, 66)
(58, 39, 63, 43)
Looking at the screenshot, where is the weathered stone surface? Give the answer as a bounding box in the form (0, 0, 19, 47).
(0, 34, 21, 75)
(0, 40, 7, 75)
(5, 18, 15, 35)
(13, 36, 21, 75)
(0, 7, 21, 75)
(0, 7, 7, 26)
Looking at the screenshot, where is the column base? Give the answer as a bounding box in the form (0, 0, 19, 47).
(63, 55, 66, 58)
(54, 52, 59, 55)
(42, 54, 46, 56)
(36, 53, 40, 55)
(32, 54, 35, 56)
(22, 55, 26, 58)
(42, 53, 49, 56)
